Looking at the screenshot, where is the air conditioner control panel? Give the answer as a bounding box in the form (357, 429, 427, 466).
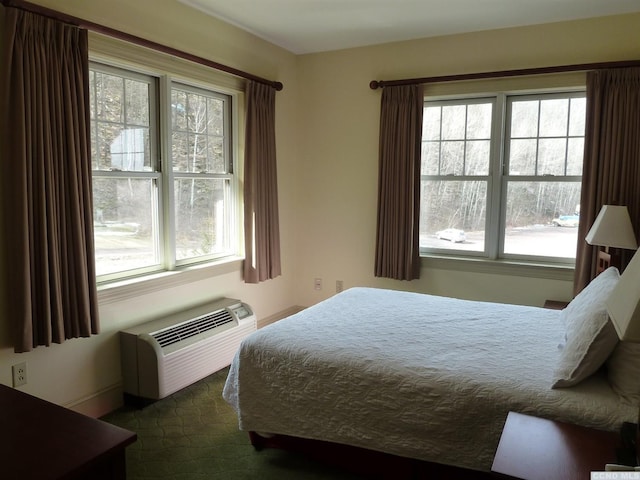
(231, 304, 253, 320)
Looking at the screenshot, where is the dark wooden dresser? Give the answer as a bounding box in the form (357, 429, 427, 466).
(0, 384, 136, 479)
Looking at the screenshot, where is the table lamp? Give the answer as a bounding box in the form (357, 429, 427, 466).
(586, 205, 637, 273)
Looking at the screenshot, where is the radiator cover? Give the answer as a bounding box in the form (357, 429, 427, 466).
(120, 298, 255, 402)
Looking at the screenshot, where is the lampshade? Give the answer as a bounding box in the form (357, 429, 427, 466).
(585, 205, 638, 250)
(606, 249, 640, 342)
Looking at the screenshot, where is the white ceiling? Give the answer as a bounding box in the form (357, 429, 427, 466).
(177, 0, 640, 54)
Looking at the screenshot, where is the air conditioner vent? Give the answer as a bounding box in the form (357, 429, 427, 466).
(120, 298, 256, 401)
(151, 309, 234, 348)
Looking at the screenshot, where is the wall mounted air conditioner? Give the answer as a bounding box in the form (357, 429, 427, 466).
(120, 297, 255, 403)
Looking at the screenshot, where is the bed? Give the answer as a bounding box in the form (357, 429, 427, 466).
(223, 269, 638, 474)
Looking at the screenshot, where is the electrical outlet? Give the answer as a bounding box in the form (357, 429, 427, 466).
(336, 280, 344, 293)
(12, 362, 27, 387)
(314, 278, 322, 290)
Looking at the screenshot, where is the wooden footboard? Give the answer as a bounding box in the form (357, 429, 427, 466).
(248, 431, 493, 480)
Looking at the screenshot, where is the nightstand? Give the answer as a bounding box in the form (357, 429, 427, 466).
(543, 299, 569, 310)
(491, 411, 621, 480)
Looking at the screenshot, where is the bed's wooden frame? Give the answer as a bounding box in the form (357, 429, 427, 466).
(249, 431, 494, 479)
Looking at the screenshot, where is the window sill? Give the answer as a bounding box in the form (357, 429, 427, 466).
(97, 256, 244, 305)
(421, 254, 574, 281)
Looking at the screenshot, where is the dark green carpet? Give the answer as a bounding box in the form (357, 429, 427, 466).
(102, 368, 362, 479)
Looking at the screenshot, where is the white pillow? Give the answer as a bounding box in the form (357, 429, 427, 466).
(552, 267, 620, 388)
(559, 266, 618, 330)
(606, 341, 640, 404)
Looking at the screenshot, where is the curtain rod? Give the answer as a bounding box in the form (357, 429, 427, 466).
(2, 0, 284, 91)
(370, 59, 640, 89)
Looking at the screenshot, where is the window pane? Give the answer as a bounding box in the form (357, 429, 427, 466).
(94, 125, 151, 172)
(95, 72, 123, 123)
(539, 98, 569, 137)
(174, 178, 230, 261)
(172, 131, 189, 171)
(93, 178, 159, 276)
(172, 90, 188, 130)
(510, 100, 538, 138)
(423, 107, 441, 140)
(187, 133, 207, 172)
(538, 138, 566, 175)
(109, 128, 150, 171)
(207, 97, 224, 135)
(207, 137, 225, 172)
(508, 139, 537, 175)
(94, 123, 116, 171)
(125, 79, 150, 126)
(569, 97, 586, 136)
(441, 105, 466, 139)
(441, 141, 464, 175)
(504, 181, 581, 258)
(467, 103, 492, 139)
(465, 140, 490, 175)
(172, 87, 228, 174)
(421, 142, 440, 175)
(419, 180, 486, 253)
(567, 138, 584, 175)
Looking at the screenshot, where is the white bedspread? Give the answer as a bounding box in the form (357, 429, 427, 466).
(223, 287, 635, 472)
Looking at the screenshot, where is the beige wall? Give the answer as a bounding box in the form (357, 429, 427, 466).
(0, 0, 300, 415)
(1, 2, 639, 415)
(293, 13, 640, 307)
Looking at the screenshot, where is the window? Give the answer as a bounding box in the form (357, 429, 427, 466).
(90, 63, 237, 282)
(171, 84, 233, 263)
(420, 91, 585, 263)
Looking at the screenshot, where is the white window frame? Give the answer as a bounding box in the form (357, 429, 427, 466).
(420, 89, 586, 266)
(90, 60, 241, 285)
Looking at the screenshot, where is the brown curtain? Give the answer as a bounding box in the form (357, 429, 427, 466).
(0, 6, 99, 352)
(574, 67, 640, 294)
(374, 84, 424, 280)
(243, 80, 281, 283)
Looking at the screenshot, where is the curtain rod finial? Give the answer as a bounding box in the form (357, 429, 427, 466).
(370, 80, 381, 90)
(273, 81, 284, 91)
